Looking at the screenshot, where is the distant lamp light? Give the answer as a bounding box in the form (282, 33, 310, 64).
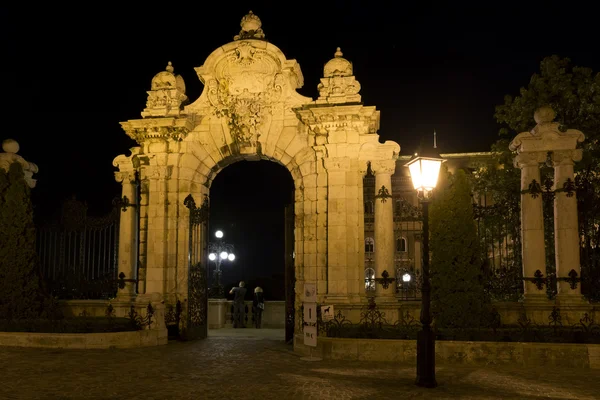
(402, 273, 411, 283)
(208, 253, 217, 261)
(215, 230, 224, 239)
(228, 253, 235, 261)
(220, 251, 228, 260)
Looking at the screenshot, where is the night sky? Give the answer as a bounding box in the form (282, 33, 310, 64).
(2, 2, 598, 297)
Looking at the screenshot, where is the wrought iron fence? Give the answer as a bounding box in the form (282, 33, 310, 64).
(473, 195, 524, 302)
(36, 197, 121, 299)
(301, 298, 600, 344)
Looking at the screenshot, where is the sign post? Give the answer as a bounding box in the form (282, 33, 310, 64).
(301, 283, 322, 362)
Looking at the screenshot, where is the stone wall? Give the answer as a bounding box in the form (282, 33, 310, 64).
(294, 334, 600, 369)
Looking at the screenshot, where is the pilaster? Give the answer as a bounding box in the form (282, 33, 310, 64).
(372, 160, 396, 299)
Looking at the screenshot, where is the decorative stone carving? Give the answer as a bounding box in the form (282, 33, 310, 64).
(510, 106, 585, 153)
(552, 149, 583, 166)
(121, 118, 194, 144)
(234, 11, 265, 41)
(206, 41, 285, 146)
(0, 139, 39, 188)
(513, 151, 547, 168)
(316, 48, 361, 105)
(142, 62, 188, 118)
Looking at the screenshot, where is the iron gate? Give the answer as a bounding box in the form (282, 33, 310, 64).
(284, 202, 295, 343)
(183, 194, 209, 340)
(36, 197, 120, 299)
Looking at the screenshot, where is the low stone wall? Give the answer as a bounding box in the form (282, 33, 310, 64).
(0, 329, 167, 349)
(209, 300, 285, 329)
(294, 334, 600, 369)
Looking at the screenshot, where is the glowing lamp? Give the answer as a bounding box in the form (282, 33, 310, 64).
(215, 230, 224, 239)
(220, 251, 228, 260)
(406, 152, 443, 194)
(208, 253, 217, 261)
(228, 253, 235, 261)
(402, 273, 411, 282)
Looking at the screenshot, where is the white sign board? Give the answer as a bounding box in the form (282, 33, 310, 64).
(304, 302, 317, 324)
(321, 305, 334, 322)
(304, 283, 317, 302)
(303, 325, 317, 347)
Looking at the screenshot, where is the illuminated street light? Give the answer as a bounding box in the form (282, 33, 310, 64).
(402, 273, 411, 283)
(406, 137, 444, 389)
(208, 230, 236, 298)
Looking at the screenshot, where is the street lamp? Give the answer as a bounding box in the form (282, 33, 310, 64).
(208, 230, 236, 298)
(406, 143, 444, 388)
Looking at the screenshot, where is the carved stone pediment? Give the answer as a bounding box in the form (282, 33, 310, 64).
(205, 42, 286, 146)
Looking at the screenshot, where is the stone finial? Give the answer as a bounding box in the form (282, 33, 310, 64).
(234, 11, 266, 40)
(534, 106, 556, 124)
(143, 61, 188, 118)
(509, 106, 585, 153)
(316, 47, 361, 104)
(2, 138, 19, 154)
(0, 139, 39, 188)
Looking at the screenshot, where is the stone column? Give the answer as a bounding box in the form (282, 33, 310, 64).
(372, 160, 396, 298)
(115, 170, 138, 300)
(514, 152, 547, 301)
(553, 149, 583, 299)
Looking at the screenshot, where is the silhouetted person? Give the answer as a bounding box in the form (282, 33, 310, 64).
(229, 281, 247, 328)
(253, 286, 264, 329)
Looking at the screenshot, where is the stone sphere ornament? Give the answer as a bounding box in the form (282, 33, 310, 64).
(534, 106, 556, 124)
(2, 139, 19, 154)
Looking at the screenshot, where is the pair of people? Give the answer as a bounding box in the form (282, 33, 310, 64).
(229, 281, 265, 329)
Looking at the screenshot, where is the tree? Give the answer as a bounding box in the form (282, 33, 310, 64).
(488, 55, 600, 301)
(0, 163, 45, 319)
(429, 168, 487, 329)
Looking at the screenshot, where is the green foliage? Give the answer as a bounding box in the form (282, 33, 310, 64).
(0, 163, 47, 320)
(430, 169, 488, 329)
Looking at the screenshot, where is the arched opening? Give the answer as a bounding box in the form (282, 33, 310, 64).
(208, 159, 294, 339)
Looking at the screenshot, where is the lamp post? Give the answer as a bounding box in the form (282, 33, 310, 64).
(208, 230, 236, 298)
(406, 144, 444, 388)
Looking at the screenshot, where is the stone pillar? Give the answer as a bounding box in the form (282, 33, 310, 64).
(510, 106, 586, 304)
(553, 149, 583, 299)
(115, 170, 139, 300)
(372, 160, 396, 298)
(514, 152, 547, 301)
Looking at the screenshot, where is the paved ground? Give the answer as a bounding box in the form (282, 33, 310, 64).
(1, 329, 599, 400)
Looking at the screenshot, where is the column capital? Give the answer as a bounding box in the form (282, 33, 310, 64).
(371, 160, 396, 175)
(552, 149, 583, 166)
(114, 170, 137, 183)
(513, 151, 546, 169)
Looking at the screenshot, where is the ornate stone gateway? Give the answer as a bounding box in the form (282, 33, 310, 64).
(183, 194, 210, 339)
(114, 11, 400, 339)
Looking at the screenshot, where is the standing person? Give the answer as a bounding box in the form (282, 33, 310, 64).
(229, 281, 247, 328)
(253, 286, 265, 329)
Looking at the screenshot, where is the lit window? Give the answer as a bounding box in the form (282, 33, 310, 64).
(365, 237, 374, 253)
(364, 268, 375, 291)
(396, 237, 407, 252)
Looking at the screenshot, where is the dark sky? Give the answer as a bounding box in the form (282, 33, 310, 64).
(2, 2, 598, 292)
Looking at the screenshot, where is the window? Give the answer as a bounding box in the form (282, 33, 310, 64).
(396, 237, 407, 252)
(364, 268, 375, 292)
(365, 237, 374, 253)
(364, 201, 374, 214)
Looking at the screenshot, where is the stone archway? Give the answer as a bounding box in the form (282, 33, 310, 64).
(114, 11, 400, 338)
